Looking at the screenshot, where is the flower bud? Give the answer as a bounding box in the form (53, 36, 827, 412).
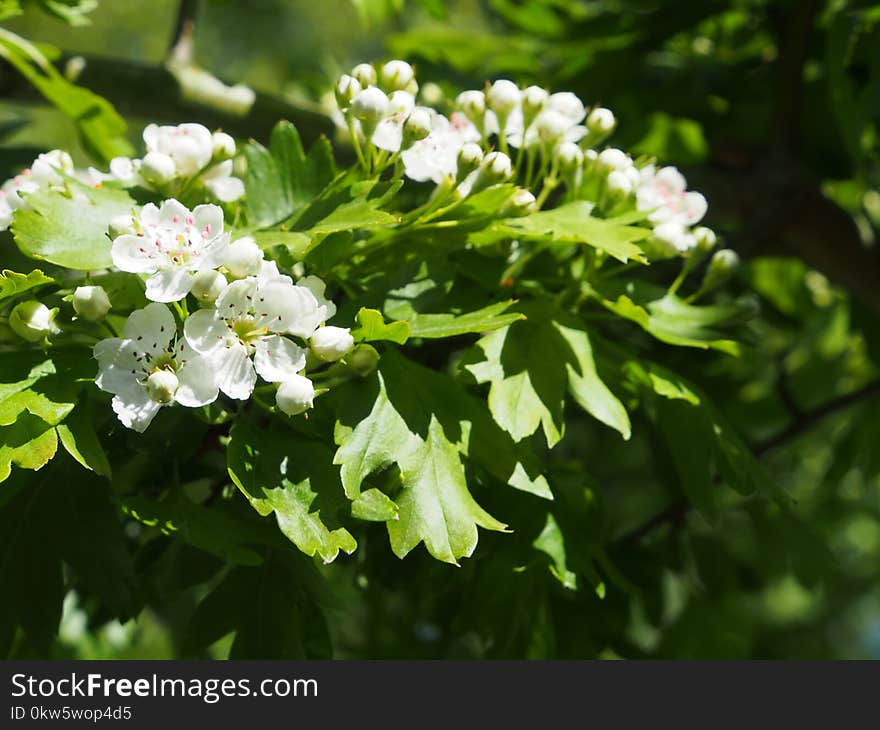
(521, 85, 549, 125)
(420, 82, 443, 106)
(597, 148, 631, 172)
(141, 151, 176, 184)
(701, 248, 740, 290)
(694, 226, 718, 253)
(346, 344, 380, 377)
(606, 170, 634, 198)
(351, 63, 377, 88)
(403, 108, 432, 148)
(482, 151, 513, 180)
(109, 213, 136, 239)
(276, 374, 315, 415)
(191, 269, 227, 304)
(351, 87, 390, 130)
(456, 90, 486, 126)
(73, 285, 111, 321)
(501, 188, 537, 217)
(555, 141, 584, 173)
(380, 60, 415, 91)
(9, 300, 55, 342)
(310, 326, 354, 362)
(211, 131, 236, 159)
(223, 236, 263, 279)
(456, 143, 484, 182)
(335, 74, 361, 109)
(486, 80, 520, 118)
(146, 369, 179, 404)
(586, 107, 616, 135)
(534, 110, 569, 144)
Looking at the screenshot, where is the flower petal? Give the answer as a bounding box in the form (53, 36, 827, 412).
(145, 268, 194, 303)
(204, 175, 245, 202)
(111, 234, 160, 274)
(158, 198, 190, 228)
(174, 343, 219, 407)
(212, 343, 257, 400)
(372, 118, 403, 152)
(183, 309, 229, 354)
(122, 302, 176, 352)
(192, 203, 225, 237)
(254, 334, 307, 383)
(216, 277, 257, 319)
(112, 386, 162, 433)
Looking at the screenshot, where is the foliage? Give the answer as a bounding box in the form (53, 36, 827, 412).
(1, 0, 880, 661)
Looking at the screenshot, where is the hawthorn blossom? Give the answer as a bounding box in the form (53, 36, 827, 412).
(201, 159, 245, 202)
(0, 150, 73, 230)
(183, 277, 323, 399)
(401, 111, 481, 183)
(111, 199, 230, 303)
(94, 303, 218, 432)
(505, 91, 587, 149)
(636, 165, 707, 227)
(372, 91, 416, 152)
(143, 122, 213, 177)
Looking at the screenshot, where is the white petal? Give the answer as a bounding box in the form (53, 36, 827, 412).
(204, 175, 245, 202)
(183, 309, 229, 354)
(254, 335, 306, 383)
(216, 277, 257, 318)
(112, 386, 162, 433)
(372, 119, 403, 152)
(212, 343, 257, 400)
(158, 199, 190, 228)
(192, 203, 224, 237)
(145, 268, 194, 303)
(197, 231, 231, 270)
(682, 192, 707, 225)
(122, 302, 176, 350)
(174, 344, 219, 407)
(111, 234, 160, 274)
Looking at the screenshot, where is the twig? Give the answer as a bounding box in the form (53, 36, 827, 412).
(622, 379, 880, 543)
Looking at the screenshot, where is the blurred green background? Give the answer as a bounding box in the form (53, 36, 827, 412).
(3, 0, 880, 659)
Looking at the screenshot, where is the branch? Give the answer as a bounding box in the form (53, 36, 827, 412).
(622, 379, 880, 543)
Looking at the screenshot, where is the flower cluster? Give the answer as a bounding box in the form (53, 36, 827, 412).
(89, 122, 244, 202)
(0, 150, 73, 230)
(333, 62, 716, 255)
(92, 199, 351, 432)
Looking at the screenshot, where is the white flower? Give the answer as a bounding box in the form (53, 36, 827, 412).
(456, 90, 486, 125)
(371, 90, 416, 152)
(94, 303, 218, 432)
(335, 74, 361, 108)
(223, 236, 263, 278)
(107, 157, 144, 187)
(190, 270, 227, 304)
(310, 326, 354, 362)
(637, 165, 707, 227)
(653, 221, 697, 253)
(73, 285, 112, 321)
(606, 170, 634, 198)
(183, 277, 316, 399)
(403, 107, 432, 146)
(295, 275, 338, 336)
(276, 374, 315, 416)
(201, 159, 245, 202)
(351, 86, 390, 125)
(401, 111, 481, 184)
(597, 148, 633, 172)
(380, 60, 415, 91)
(351, 62, 377, 87)
(9, 300, 55, 342)
(141, 151, 176, 184)
(506, 91, 586, 149)
(521, 85, 549, 121)
(0, 193, 13, 230)
(0, 150, 72, 230)
(487, 80, 521, 117)
(555, 141, 584, 171)
(587, 107, 616, 135)
(143, 123, 213, 177)
(211, 132, 236, 159)
(111, 199, 230, 303)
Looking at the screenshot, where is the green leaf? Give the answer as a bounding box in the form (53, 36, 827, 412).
(333, 350, 550, 563)
(0, 414, 58, 483)
(0, 269, 54, 305)
(121, 492, 265, 566)
(11, 182, 136, 270)
(493, 201, 651, 262)
(228, 421, 356, 563)
(408, 300, 526, 339)
(0, 34, 132, 162)
(533, 513, 578, 590)
(244, 120, 336, 228)
(597, 283, 755, 354)
(464, 307, 631, 446)
(56, 407, 110, 477)
(351, 488, 399, 522)
(351, 307, 411, 344)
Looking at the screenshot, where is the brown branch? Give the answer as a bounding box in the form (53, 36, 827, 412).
(622, 379, 880, 544)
